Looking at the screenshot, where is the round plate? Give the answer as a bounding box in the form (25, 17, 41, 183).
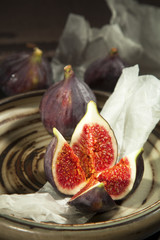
(0, 90, 159, 240)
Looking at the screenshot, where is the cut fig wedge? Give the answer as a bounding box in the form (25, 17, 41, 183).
(70, 101, 118, 178)
(44, 128, 86, 195)
(98, 148, 144, 200)
(68, 177, 117, 213)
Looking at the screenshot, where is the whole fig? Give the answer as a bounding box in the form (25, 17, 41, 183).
(84, 48, 128, 92)
(0, 47, 53, 96)
(39, 65, 96, 139)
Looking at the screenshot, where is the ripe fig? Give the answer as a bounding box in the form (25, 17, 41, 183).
(39, 65, 96, 139)
(68, 178, 117, 213)
(98, 148, 144, 200)
(69, 149, 144, 213)
(44, 128, 86, 195)
(44, 100, 118, 196)
(0, 47, 53, 96)
(70, 101, 118, 177)
(84, 48, 127, 92)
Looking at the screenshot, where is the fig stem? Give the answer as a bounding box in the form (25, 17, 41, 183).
(64, 65, 74, 80)
(110, 47, 118, 56)
(31, 47, 42, 63)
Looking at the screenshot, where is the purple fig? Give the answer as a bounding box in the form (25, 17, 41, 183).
(84, 48, 128, 92)
(0, 47, 53, 96)
(39, 65, 96, 139)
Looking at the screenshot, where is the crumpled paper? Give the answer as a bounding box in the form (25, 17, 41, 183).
(51, 0, 160, 83)
(107, 0, 160, 78)
(51, 13, 142, 83)
(101, 65, 160, 160)
(0, 182, 93, 224)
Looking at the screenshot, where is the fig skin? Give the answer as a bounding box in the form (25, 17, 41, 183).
(39, 65, 96, 139)
(44, 136, 58, 190)
(0, 47, 53, 96)
(68, 181, 117, 213)
(84, 48, 127, 92)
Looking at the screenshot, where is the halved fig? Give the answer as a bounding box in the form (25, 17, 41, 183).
(70, 101, 118, 178)
(68, 177, 117, 213)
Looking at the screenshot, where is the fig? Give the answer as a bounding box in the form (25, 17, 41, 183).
(44, 100, 118, 196)
(39, 65, 96, 139)
(84, 48, 127, 92)
(69, 148, 144, 212)
(68, 178, 117, 213)
(44, 128, 86, 195)
(70, 101, 118, 177)
(98, 148, 144, 200)
(0, 47, 53, 96)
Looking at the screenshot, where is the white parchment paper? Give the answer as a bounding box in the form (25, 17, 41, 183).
(0, 182, 93, 224)
(101, 65, 160, 159)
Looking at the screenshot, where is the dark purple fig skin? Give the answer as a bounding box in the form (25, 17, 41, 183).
(84, 48, 127, 92)
(0, 48, 53, 96)
(68, 182, 117, 213)
(39, 65, 96, 139)
(44, 137, 57, 190)
(130, 150, 144, 196)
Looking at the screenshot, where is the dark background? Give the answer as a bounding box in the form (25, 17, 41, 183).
(0, 0, 159, 60)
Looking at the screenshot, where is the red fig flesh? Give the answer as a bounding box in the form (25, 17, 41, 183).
(40, 65, 96, 139)
(98, 148, 144, 200)
(70, 101, 118, 177)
